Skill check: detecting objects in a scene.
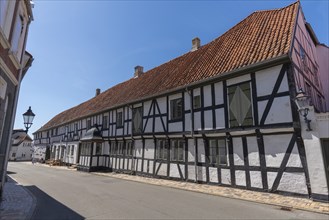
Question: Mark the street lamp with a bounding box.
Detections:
[23,106,35,133]
[295,88,312,131]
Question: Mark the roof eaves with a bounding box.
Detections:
[37,54,290,132]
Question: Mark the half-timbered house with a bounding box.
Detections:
[33,2,328,201]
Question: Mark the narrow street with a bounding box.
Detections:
[7,162,328,219]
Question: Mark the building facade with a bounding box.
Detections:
[0,0,34,196]
[33,2,328,201]
[9,129,32,161]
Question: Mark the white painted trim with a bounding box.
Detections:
[226,73,251,86]
[230,130,256,136]
[0,28,10,49]
[204,133,227,138]
[0,58,18,85]
[260,127,294,134]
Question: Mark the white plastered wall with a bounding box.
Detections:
[302,108,329,199]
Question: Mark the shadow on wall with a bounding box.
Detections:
[232,134,295,160]
[25,185,84,220]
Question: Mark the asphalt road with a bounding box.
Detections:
[7,162,328,220]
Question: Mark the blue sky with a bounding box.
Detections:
[14,0,329,135]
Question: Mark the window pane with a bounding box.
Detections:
[218,139,227,165]
[157,140,169,160]
[11,15,23,54]
[164,141,168,160]
[228,82,253,127]
[117,112,123,127]
[211,147,217,164]
[170,98,183,120]
[193,95,201,109]
[132,107,143,134]
[159,141,163,159]
[178,141,184,161]
[103,116,108,129]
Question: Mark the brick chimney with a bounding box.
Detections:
[134,66,144,78]
[95,88,101,97]
[191,37,201,52]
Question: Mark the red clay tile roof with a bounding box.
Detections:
[37,2,299,132]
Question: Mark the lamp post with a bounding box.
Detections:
[23,106,35,133]
[295,88,312,131]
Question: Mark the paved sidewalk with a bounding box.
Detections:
[0,176,36,220]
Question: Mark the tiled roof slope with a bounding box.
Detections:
[37,2,299,132]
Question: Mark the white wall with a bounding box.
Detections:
[302,108,329,200]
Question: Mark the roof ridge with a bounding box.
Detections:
[36,2,300,132]
[253,1,299,13]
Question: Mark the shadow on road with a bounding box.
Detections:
[25,186,84,220]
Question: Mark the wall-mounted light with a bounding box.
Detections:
[295,89,312,131]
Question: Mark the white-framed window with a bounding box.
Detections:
[95,143,102,155]
[74,123,78,134]
[124,140,133,156]
[71,145,74,156]
[193,95,201,109]
[87,120,91,130]
[156,139,168,160]
[228,81,253,127]
[209,139,227,165]
[170,98,183,120]
[11,13,24,56]
[116,111,123,127]
[171,139,184,162]
[67,145,71,156]
[0,0,9,28]
[0,0,15,39]
[117,141,124,155]
[103,116,108,129]
[80,143,92,156]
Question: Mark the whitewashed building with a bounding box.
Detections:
[32,145,47,162]
[0,0,34,197]
[33,2,328,201]
[9,129,32,161]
